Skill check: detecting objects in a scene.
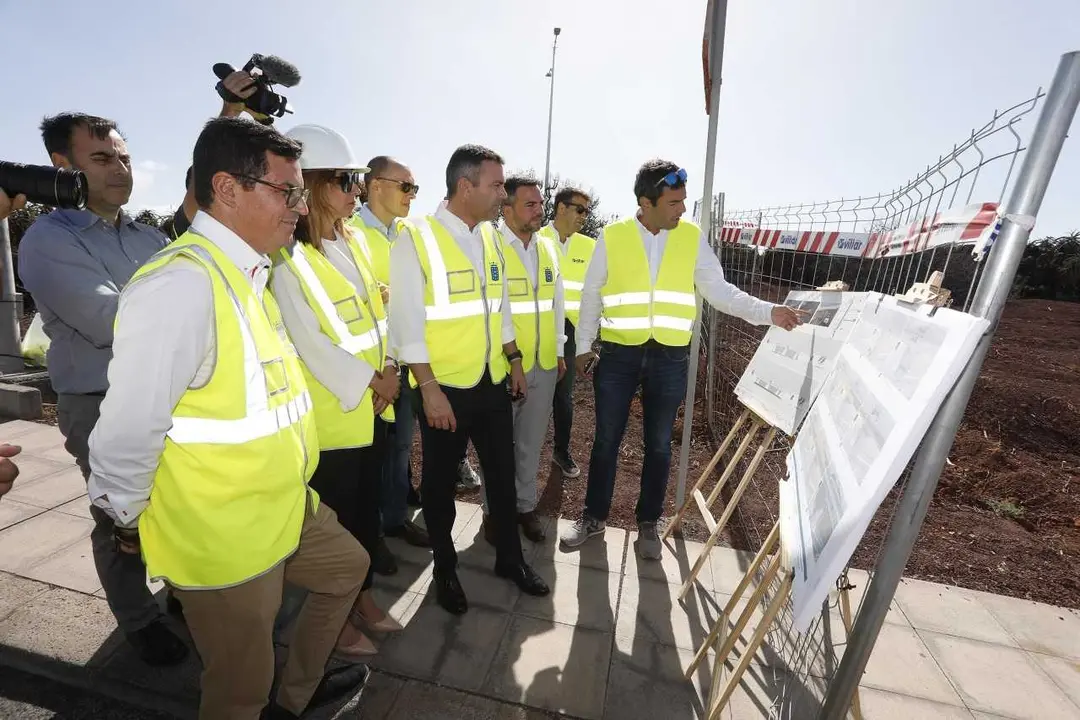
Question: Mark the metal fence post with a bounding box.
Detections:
[704,192,724,437]
[0,218,23,373]
[820,50,1080,719]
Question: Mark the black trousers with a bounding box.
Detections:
[307,419,387,591]
[419,372,523,574]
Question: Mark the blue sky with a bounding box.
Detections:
[1,0,1077,237]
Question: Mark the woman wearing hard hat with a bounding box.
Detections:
[270,123,403,656]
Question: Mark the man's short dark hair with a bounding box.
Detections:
[364,155,394,188]
[192,117,302,209]
[554,186,591,211]
[504,174,541,204]
[634,159,683,206]
[39,112,121,159]
[445,144,503,198]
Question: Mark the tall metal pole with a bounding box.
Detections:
[0,218,23,373]
[674,0,728,515]
[821,50,1080,720]
[543,27,562,205]
[703,192,725,439]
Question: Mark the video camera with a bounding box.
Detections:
[0,162,88,209]
[213,54,301,125]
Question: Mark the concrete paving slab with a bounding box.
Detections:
[859,622,965,706]
[382,678,553,719]
[614,576,721,653]
[20,539,100,595]
[4,466,86,510]
[482,615,611,720]
[96,619,201,702]
[355,671,406,720]
[855,686,976,719]
[373,602,511,693]
[627,533,713,591]
[603,640,712,720]
[708,544,759,596]
[894,578,1017,647]
[53,497,93,520]
[2,454,70,486]
[368,588,425,635]
[375,550,433,596]
[841,568,912,627]
[0,423,65,453]
[0,572,51,623]
[721,663,827,720]
[0,510,92,575]
[0,587,121,666]
[0,499,45,531]
[382,532,435,568]
[535,519,626,573]
[450,500,482,541]
[0,420,49,440]
[454,512,544,570]
[515,560,620,633]
[437,565,521,614]
[1027,652,1080,712]
[972,591,1080,661]
[921,630,1079,720]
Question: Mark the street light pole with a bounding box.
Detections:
[543,27,562,205]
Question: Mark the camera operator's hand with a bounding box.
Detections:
[0,189,27,222]
[219,70,258,118]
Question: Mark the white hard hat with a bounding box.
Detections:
[285,124,370,172]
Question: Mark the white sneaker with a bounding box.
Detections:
[560,513,606,548]
[635,522,662,560]
[456,458,481,491]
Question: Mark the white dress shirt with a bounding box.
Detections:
[576,215,776,351]
[88,211,272,527]
[270,231,380,415]
[498,221,566,358]
[389,205,515,367]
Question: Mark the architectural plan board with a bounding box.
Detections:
[781,293,989,632]
[735,291,870,435]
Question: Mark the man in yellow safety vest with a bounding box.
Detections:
[560,159,802,561]
[87,118,371,720]
[538,187,595,479]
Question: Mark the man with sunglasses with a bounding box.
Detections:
[349,157,432,577]
[538,187,596,479]
[560,160,802,560]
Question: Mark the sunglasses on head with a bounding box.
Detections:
[336,171,363,193]
[374,177,420,195]
[655,168,688,188]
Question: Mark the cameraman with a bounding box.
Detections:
[16,113,187,667]
[172,70,260,238]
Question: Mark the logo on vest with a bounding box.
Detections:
[490,262,500,281]
[544,267,553,283]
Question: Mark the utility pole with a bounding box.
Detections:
[543,26,562,206]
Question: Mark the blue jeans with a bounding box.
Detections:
[381,368,419,531]
[584,340,689,524]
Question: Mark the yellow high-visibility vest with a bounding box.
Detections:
[132,232,319,590]
[498,228,558,373]
[599,217,698,346]
[538,225,595,327]
[346,214,392,286]
[273,237,393,450]
[401,216,507,388]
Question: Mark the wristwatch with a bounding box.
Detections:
[505,350,523,364]
[113,524,139,551]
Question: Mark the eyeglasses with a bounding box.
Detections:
[374,177,420,195]
[236,175,310,209]
[337,171,363,194]
[655,168,688,188]
[567,203,588,215]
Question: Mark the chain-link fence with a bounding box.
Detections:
[690,86,1047,717]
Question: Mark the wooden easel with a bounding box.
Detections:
[664,406,779,600]
[685,520,864,719]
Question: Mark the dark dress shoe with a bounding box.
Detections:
[265,663,371,718]
[518,511,546,543]
[406,484,422,507]
[127,619,189,667]
[385,518,430,548]
[372,537,399,576]
[495,562,550,597]
[433,570,468,615]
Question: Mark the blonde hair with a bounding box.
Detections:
[295,170,347,251]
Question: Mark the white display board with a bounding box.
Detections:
[781,293,989,632]
[735,291,870,436]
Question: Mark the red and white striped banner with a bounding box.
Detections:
[719,202,1000,260]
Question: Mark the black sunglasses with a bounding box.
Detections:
[336,171,364,194]
[374,177,420,195]
[237,175,310,209]
[568,202,588,215]
[655,168,688,188]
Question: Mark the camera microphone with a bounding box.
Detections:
[252,54,301,88]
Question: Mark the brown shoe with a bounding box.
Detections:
[518,512,546,543]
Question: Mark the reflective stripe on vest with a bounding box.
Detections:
[539,226,595,326]
[599,218,699,346]
[499,229,558,373]
[288,243,382,355]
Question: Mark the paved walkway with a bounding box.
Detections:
[1,419,1078,719]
